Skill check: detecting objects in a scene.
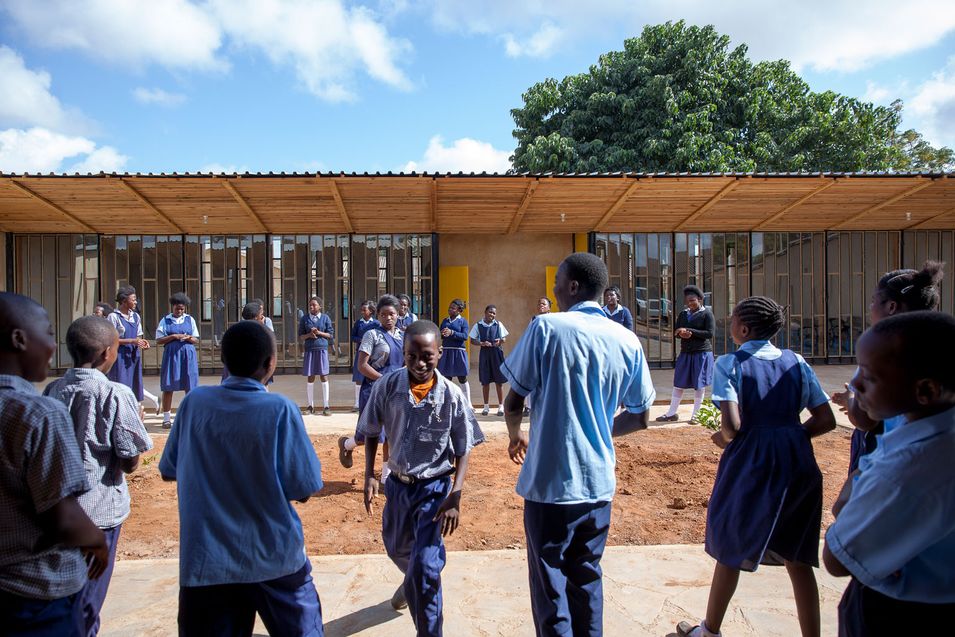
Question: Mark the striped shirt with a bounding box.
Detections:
[0,374,88,600]
[44,368,153,528]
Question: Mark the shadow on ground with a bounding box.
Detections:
[323,599,403,636]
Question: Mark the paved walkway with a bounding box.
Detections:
[100,546,846,636]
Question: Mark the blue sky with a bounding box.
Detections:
[1,0,953,174]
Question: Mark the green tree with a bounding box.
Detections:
[510,22,952,173]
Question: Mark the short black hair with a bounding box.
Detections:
[169,292,191,307]
[221,320,274,377]
[563,253,608,301]
[66,316,117,366]
[115,285,136,305]
[683,284,704,300]
[241,301,262,321]
[404,319,441,344]
[485,304,497,312]
[360,300,376,313]
[0,292,49,350]
[867,311,955,389]
[877,261,945,311]
[309,296,323,306]
[378,294,400,313]
[603,285,621,296]
[94,302,113,315]
[539,297,551,307]
[397,294,412,304]
[450,298,466,310]
[733,296,786,340]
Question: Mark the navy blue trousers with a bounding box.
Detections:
[0,590,78,637]
[523,500,611,637]
[178,560,323,637]
[73,524,121,636]
[383,475,452,637]
[838,577,955,636]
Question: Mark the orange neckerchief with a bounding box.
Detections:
[410,375,437,404]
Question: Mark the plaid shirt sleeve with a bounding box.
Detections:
[108,384,153,458]
[26,404,88,513]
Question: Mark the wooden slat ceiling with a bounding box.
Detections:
[0,173,952,235]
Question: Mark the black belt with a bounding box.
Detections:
[391,469,454,485]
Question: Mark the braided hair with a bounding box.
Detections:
[877,261,945,312]
[733,296,786,340]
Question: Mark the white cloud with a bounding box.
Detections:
[862,81,893,104]
[133,87,188,107]
[504,22,563,58]
[197,163,251,173]
[0,46,71,130]
[908,57,955,148]
[0,127,127,173]
[402,136,511,173]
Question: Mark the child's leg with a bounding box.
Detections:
[161,391,174,422]
[178,583,256,636]
[482,384,490,408]
[142,388,160,411]
[703,562,741,634]
[460,377,472,407]
[1,591,77,635]
[664,387,684,417]
[692,388,706,419]
[73,525,123,636]
[353,383,361,409]
[253,560,324,637]
[785,560,820,637]
[305,376,315,408]
[319,375,330,410]
[495,384,504,415]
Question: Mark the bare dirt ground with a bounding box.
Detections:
[118,427,852,560]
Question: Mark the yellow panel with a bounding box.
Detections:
[439,266,470,324]
[574,233,589,253]
[545,266,559,311]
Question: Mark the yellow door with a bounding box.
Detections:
[438,266,470,324]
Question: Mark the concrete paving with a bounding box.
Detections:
[100,545,846,636]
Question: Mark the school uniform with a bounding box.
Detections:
[468,320,509,385]
[707,341,829,571]
[159,377,324,637]
[156,313,200,392]
[43,369,152,637]
[437,316,469,379]
[602,304,634,331]
[672,307,715,390]
[396,312,417,332]
[350,318,381,383]
[0,374,89,636]
[355,328,404,443]
[299,312,334,377]
[502,301,655,636]
[827,405,955,635]
[358,369,484,637]
[107,309,145,401]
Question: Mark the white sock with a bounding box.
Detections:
[322,381,330,408]
[306,382,314,407]
[354,384,361,407]
[462,381,472,406]
[483,403,489,410]
[666,388,684,417]
[143,389,159,407]
[692,389,706,417]
[163,411,171,421]
[343,437,357,451]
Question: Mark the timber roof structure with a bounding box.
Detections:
[1,171,952,234]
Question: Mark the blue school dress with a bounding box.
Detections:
[438,316,469,378]
[350,318,380,383]
[395,312,416,332]
[299,313,333,377]
[159,315,199,392]
[107,310,144,402]
[356,329,404,440]
[705,349,823,570]
[476,322,507,386]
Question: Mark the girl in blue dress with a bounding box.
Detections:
[155,292,199,428]
[350,300,379,412]
[678,296,836,637]
[438,299,471,405]
[395,294,417,332]
[107,285,150,403]
[299,296,334,416]
[469,304,508,416]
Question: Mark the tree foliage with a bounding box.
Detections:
[511,22,953,173]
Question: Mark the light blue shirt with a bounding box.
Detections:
[159,377,323,587]
[154,313,200,339]
[502,301,655,504]
[826,404,955,602]
[712,340,829,410]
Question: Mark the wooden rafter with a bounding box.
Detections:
[909,203,955,229]
[834,177,939,229]
[754,178,838,230]
[507,179,540,234]
[595,177,643,231]
[221,179,269,233]
[431,179,438,232]
[674,179,740,230]
[115,178,185,233]
[3,178,98,232]
[328,179,354,233]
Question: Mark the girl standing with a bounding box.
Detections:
[438,299,471,404]
[396,294,417,332]
[299,296,334,416]
[602,286,634,330]
[677,296,836,637]
[350,300,379,412]
[657,285,715,423]
[155,292,199,428]
[107,285,150,404]
[92,302,112,317]
[469,304,508,416]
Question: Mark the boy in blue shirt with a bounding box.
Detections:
[360,319,483,637]
[824,311,955,636]
[160,320,325,637]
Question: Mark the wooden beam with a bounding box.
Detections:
[909,203,955,229]
[594,178,643,231]
[222,179,269,233]
[431,179,438,232]
[834,177,939,229]
[115,178,185,233]
[328,179,354,233]
[507,179,540,234]
[754,178,838,230]
[4,178,98,232]
[674,178,740,231]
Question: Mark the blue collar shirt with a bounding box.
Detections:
[711,340,829,410]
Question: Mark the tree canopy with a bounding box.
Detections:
[510,22,953,173]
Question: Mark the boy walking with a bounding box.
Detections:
[159,320,325,637]
[360,319,483,637]
[44,316,153,636]
[0,293,108,636]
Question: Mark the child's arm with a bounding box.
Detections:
[831,385,882,432]
[802,401,837,438]
[451,320,468,340]
[40,496,109,579]
[433,453,470,536]
[822,542,852,577]
[504,390,529,463]
[356,351,382,381]
[714,400,741,447]
[363,436,379,513]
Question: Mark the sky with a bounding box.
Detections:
[1,0,953,175]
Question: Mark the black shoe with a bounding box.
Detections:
[338,436,353,469]
[390,584,408,610]
[322,407,331,417]
[655,414,679,422]
[306,405,314,415]
[162,420,172,429]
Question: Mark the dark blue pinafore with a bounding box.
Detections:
[107,311,144,401]
[704,349,823,570]
[437,316,469,379]
[355,329,403,443]
[476,322,507,386]
[351,318,380,383]
[160,315,199,392]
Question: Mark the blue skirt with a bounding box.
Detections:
[438,348,468,378]
[673,351,714,390]
[302,349,329,376]
[351,354,364,383]
[479,347,507,385]
[160,343,198,392]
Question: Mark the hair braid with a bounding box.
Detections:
[733,296,785,340]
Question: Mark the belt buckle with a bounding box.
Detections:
[396,472,416,485]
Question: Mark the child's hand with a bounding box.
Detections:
[441,327,452,337]
[711,431,727,449]
[138,339,150,349]
[830,384,852,413]
[832,471,858,518]
[84,544,109,580]
[508,431,529,464]
[139,404,146,423]
[363,476,379,514]
[493,339,501,346]
[433,490,463,536]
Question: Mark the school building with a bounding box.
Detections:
[1,171,953,374]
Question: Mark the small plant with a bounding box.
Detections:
[694,399,721,432]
